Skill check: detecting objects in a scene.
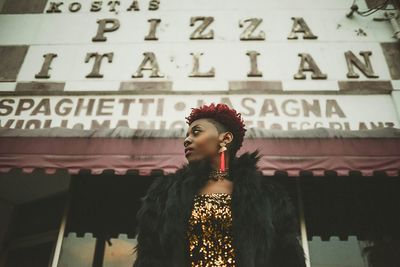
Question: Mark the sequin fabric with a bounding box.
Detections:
[187,193,236,267]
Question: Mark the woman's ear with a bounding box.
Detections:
[219,131,234,146]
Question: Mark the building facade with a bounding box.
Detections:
[1,0,400,266]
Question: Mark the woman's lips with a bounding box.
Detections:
[185,149,194,156]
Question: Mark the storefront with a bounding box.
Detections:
[0,127,399,266]
[1,0,400,266]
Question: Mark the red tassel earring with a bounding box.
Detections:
[219,144,226,172]
[209,143,229,181]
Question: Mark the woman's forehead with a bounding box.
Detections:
[188,118,227,134]
[189,118,214,128]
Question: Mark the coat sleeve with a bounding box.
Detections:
[267,180,307,267]
[132,175,172,267]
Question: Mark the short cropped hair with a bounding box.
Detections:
[185,103,247,156]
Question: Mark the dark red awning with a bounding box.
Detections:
[0,127,399,177]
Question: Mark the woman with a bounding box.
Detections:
[133,103,307,267]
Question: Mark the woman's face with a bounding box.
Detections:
[184,118,226,162]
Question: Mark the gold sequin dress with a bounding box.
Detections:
[186,193,236,267]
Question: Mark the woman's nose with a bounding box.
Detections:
[184,137,191,147]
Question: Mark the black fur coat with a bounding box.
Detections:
[133,150,307,267]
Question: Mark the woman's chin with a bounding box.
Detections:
[186,154,204,164]
[186,154,198,162]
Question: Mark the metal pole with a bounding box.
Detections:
[49,192,70,267]
[296,177,311,267]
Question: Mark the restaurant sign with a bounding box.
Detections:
[0,95,398,130]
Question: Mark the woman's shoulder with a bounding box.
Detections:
[259,176,287,192]
[259,177,292,206]
[137,174,175,220]
[144,173,175,198]
[144,165,193,199]
[259,177,298,227]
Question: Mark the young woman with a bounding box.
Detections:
[133,103,307,267]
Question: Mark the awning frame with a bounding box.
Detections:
[1,127,399,177]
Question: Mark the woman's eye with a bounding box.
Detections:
[193,130,200,135]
